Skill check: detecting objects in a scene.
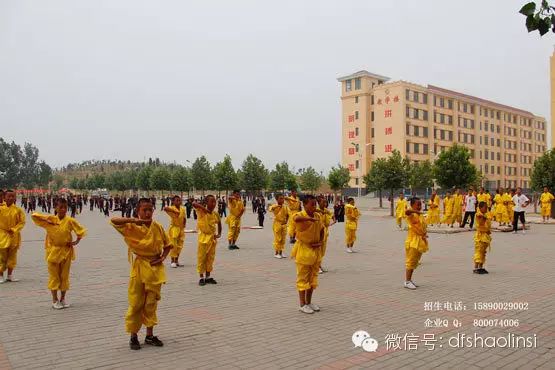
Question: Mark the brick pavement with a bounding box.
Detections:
[0,202,553,369]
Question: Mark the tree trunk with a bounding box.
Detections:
[389,189,394,217]
[378,189,383,208]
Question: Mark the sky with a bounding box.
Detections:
[0,0,553,173]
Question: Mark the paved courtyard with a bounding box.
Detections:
[0,199,554,369]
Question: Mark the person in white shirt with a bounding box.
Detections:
[461,189,477,229]
[512,187,529,234]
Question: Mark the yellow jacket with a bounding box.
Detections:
[345,203,360,230]
[405,212,428,253]
[540,192,554,206]
[291,210,323,265]
[395,198,407,218]
[197,208,221,244]
[285,196,301,214]
[32,213,86,263]
[269,204,289,225]
[111,220,170,285]
[474,210,492,244]
[165,206,186,239]
[0,204,25,249]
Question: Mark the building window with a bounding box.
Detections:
[355,160,359,169]
[371,111,374,121]
[355,96,359,104]
[355,111,359,120]
[406,106,410,118]
[356,144,359,152]
[414,91,419,103]
[406,89,410,100]
[406,124,410,135]
[355,127,359,136]
[370,95,373,105]
[440,130,445,140]
[371,128,374,138]
[423,127,428,137]
[423,94,428,104]
[346,80,352,92]
[414,143,420,154]
[423,110,428,121]
[355,178,359,185]
[448,100,453,109]
[406,141,410,153]
[371,145,374,154]
[414,126,420,137]
[355,78,361,90]
[423,144,428,154]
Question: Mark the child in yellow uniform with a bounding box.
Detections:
[344,198,360,253]
[0,190,26,283]
[404,197,428,290]
[193,195,222,286]
[395,192,408,228]
[477,187,491,211]
[502,190,513,225]
[111,198,172,350]
[426,192,440,226]
[291,195,324,314]
[473,201,492,275]
[493,189,505,225]
[316,197,335,273]
[452,189,463,227]
[441,191,454,226]
[268,194,289,259]
[32,198,86,308]
[285,189,301,244]
[539,187,554,222]
[225,190,244,250]
[164,195,186,268]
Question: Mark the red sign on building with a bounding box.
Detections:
[393,95,399,103]
[385,127,392,135]
[385,144,392,153]
[348,115,355,123]
[348,131,355,139]
[348,148,355,155]
[377,99,382,105]
[385,96,390,104]
[385,109,392,118]
[348,164,355,171]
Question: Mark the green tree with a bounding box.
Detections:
[239,154,268,195]
[107,171,126,192]
[136,166,154,192]
[408,160,434,191]
[77,177,87,190]
[35,162,52,187]
[299,166,322,193]
[191,156,213,195]
[123,169,138,192]
[531,149,555,190]
[327,165,351,201]
[213,155,238,195]
[150,166,172,193]
[53,174,65,190]
[270,162,297,192]
[69,177,80,189]
[171,166,192,196]
[520,1,555,36]
[364,150,408,215]
[0,139,52,188]
[433,144,478,190]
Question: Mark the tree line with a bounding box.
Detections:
[0,138,52,189]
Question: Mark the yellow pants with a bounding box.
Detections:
[0,245,18,272]
[427,209,440,224]
[405,247,422,270]
[169,236,184,259]
[227,216,241,242]
[287,214,298,238]
[441,213,453,224]
[296,263,319,291]
[541,205,551,217]
[453,211,462,224]
[197,240,216,274]
[272,223,287,252]
[47,259,72,291]
[345,228,357,245]
[473,241,489,264]
[125,276,162,333]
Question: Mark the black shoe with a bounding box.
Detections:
[199,278,206,286]
[205,277,217,284]
[145,335,164,347]
[233,245,239,249]
[480,268,489,274]
[129,336,141,350]
[473,269,480,274]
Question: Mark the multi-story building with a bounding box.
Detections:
[551,49,555,149]
[338,70,549,192]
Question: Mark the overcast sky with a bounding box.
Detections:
[1,0,553,173]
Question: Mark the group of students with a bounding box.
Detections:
[0,187,362,350]
[396,186,554,232]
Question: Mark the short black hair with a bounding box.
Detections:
[56,198,68,206]
[478,201,486,208]
[275,193,283,198]
[302,194,316,205]
[172,195,180,201]
[347,197,354,202]
[410,197,420,206]
[137,197,152,209]
[232,190,240,194]
[205,194,216,201]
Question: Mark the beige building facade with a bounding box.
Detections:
[338,70,549,191]
[551,50,555,149]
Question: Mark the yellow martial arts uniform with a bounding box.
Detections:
[441,196,454,224]
[427,197,440,225]
[318,207,333,258]
[111,220,170,334]
[286,195,301,238]
[405,212,428,270]
[502,193,513,224]
[493,194,505,222]
[473,210,492,265]
[165,206,186,259]
[452,194,463,224]
[196,208,220,275]
[540,192,554,217]
[345,203,360,245]
[0,204,26,273]
[290,211,323,291]
[269,204,289,253]
[32,213,86,291]
[395,198,407,227]
[225,198,244,243]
